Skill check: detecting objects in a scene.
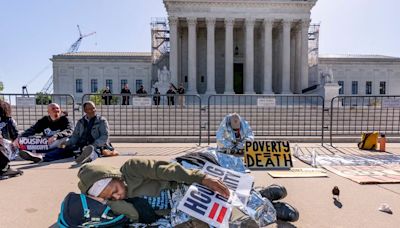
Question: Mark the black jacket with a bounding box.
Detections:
[21,115,73,139]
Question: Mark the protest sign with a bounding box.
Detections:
[178,184,232,227]
[244,141,293,169]
[201,162,254,204]
[18,137,49,151]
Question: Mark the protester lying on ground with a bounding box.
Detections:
[0,100,23,178]
[70,154,298,227]
[216,112,254,154]
[16,103,74,163]
[63,101,118,165]
[76,158,230,226]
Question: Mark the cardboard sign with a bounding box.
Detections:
[16,97,35,107]
[178,184,232,227]
[18,137,49,151]
[244,141,293,169]
[201,162,253,204]
[257,98,276,107]
[132,97,152,107]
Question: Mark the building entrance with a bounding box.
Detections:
[234,63,244,94]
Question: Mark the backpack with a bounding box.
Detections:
[358,132,379,150]
[58,192,129,227]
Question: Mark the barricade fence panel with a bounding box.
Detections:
[330,95,400,144]
[81,94,202,142]
[0,94,75,131]
[208,95,325,144]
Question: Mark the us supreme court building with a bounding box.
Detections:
[165,0,316,95]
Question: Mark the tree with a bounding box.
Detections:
[35,92,52,105]
[89,89,119,105]
[0,81,4,92]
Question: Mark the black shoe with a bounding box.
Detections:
[75,145,95,164]
[273,202,299,222]
[19,150,43,163]
[1,167,23,178]
[259,184,287,201]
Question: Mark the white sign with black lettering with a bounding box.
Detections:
[18,137,49,151]
[201,162,254,204]
[132,97,152,107]
[16,97,36,107]
[382,98,400,108]
[257,98,276,107]
[178,184,232,228]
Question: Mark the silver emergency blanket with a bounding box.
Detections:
[0,139,18,160]
[170,184,192,226]
[216,113,254,152]
[244,190,277,226]
[179,147,248,173]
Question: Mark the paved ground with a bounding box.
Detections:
[1,143,400,228]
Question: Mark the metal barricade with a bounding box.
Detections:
[0,93,75,131]
[81,93,202,144]
[208,95,325,144]
[330,95,400,145]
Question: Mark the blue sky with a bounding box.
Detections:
[0,0,399,94]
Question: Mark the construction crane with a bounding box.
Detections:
[67,25,96,53]
[22,25,96,95]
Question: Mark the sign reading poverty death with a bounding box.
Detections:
[244,141,293,169]
[178,184,232,227]
[18,137,49,151]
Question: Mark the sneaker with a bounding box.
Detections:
[259,184,287,201]
[1,167,23,178]
[19,150,43,163]
[75,145,97,164]
[273,202,299,222]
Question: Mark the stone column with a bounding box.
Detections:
[169,16,179,84]
[263,19,273,94]
[295,24,302,93]
[187,17,197,94]
[245,18,255,94]
[224,18,235,94]
[281,20,292,94]
[301,19,310,90]
[206,18,216,94]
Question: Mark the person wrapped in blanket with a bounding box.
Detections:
[76,152,298,227]
[216,113,254,154]
[0,100,23,179]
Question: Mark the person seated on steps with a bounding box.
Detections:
[62,101,118,165]
[216,113,254,154]
[0,100,23,178]
[17,103,74,163]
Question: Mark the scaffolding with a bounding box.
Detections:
[151,17,170,65]
[308,23,320,86]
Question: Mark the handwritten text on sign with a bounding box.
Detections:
[18,137,49,151]
[178,184,232,227]
[201,162,254,204]
[245,141,293,169]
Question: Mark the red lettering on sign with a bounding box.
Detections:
[208,203,219,219]
[217,206,227,223]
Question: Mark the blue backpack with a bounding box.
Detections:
[58,192,129,227]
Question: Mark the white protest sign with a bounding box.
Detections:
[201,162,254,204]
[18,137,49,151]
[16,97,36,107]
[132,97,152,107]
[257,98,276,107]
[178,184,232,228]
[382,98,400,108]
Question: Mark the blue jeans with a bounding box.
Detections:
[42,148,74,162]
